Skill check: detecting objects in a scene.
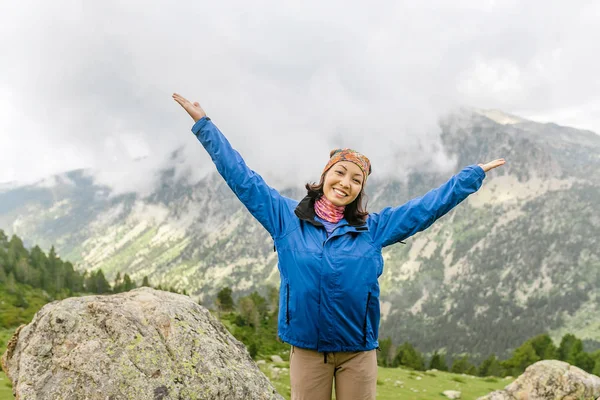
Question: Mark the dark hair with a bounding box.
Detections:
[305,176,369,225]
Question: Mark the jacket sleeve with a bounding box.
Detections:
[369,165,486,248]
[191,117,290,238]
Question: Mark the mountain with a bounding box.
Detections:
[1,108,599,361]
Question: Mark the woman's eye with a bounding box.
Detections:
[354,180,361,184]
[335,171,343,175]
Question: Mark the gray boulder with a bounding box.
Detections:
[1,287,283,400]
[478,360,600,400]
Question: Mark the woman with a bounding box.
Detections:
[173,93,505,400]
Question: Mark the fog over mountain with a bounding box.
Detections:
[2,1,600,190]
[1,108,599,361]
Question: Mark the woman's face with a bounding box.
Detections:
[322,161,364,206]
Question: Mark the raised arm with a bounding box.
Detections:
[369,159,505,248]
[172,93,291,238]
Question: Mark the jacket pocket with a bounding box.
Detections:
[362,292,372,344]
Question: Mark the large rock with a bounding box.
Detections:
[1,287,283,400]
[478,360,600,400]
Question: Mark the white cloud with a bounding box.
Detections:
[458,58,524,101]
[0,0,598,190]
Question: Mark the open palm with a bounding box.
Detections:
[172,93,206,122]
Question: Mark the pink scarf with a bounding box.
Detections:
[314,195,345,224]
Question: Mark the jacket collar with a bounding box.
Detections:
[294,195,368,229]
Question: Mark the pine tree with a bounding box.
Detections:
[502,342,540,376]
[217,287,234,312]
[29,245,47,270]
[429,351,449,371]
[7,235,27,272]
[378,337,396,368]
[91,270,111,294]
[113,272,123,293]
[249,292,268,319]
[54,263,66,294]
[393,342,425,370]
[267,285,279,315]
[238,296,260,330]
[528,334,558,360]
[14,257,31,285]
[558,334,584,365]
[123,274,135,291]
[478,354,503,377]
[0,229,8,246]
[46,246,60,293]
[63,262,82,293]
[6,271,17,294]
[574,352,595,373]
[450,355,476,375]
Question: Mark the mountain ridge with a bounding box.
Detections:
[1,108,599,360]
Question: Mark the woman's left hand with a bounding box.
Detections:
[478,159,506,172]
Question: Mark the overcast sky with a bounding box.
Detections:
[1,0,599,192]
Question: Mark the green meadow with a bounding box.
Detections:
[258,358,511,400]
[0,328,14,400]
[0,372,11,400]
[0,362,510,400]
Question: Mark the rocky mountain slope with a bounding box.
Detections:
[1,108,599,360]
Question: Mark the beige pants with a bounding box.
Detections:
[289,346,377,400]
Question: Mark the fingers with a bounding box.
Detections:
[172,93,189,106]
[172,93,202,112]
[491,158,506,168]
[173,93,205,122]
[172,93,184,105]
[480,158,506,172]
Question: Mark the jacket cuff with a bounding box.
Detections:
[191,116,211,135]
[471,164,486,178]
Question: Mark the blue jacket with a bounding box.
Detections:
[192,117,486,353]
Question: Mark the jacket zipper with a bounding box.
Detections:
[322,223,352,246]
[363,292,372,345]
[286,283,290,324]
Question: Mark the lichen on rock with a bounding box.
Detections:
[1,287,283,400]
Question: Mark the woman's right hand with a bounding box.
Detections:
[172,93,207,122]
[478,158,506,173]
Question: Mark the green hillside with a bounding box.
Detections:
[0,229,163,400]
[1,229,599,399]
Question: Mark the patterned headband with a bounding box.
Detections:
[322,148,372,181]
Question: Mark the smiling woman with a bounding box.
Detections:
[172,92,505,400]
[323,161,364,205]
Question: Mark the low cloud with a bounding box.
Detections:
[1,0,598,191]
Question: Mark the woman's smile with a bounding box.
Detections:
[333,188,348,197]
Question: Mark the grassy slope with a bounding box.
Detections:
[0,365,510,400]
[0,372,11,400]
[258,357,511,400]
[0,328,15,399]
